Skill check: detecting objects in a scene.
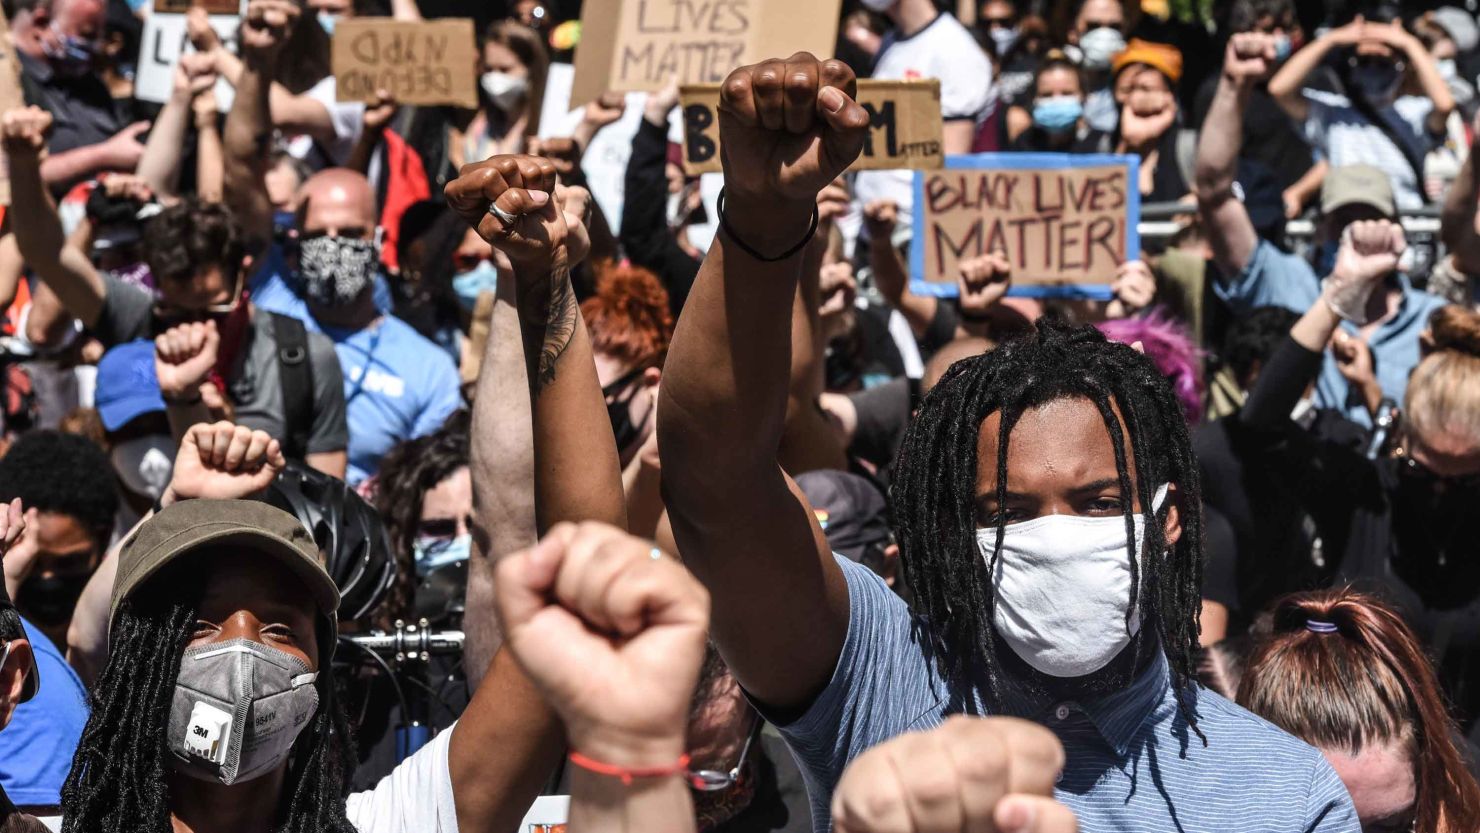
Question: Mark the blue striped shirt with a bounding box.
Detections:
[772,557,1360,833]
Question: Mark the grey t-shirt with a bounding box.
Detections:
[94,275,348,455]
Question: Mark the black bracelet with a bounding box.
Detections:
[716,188,819,262]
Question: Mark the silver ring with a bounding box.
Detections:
[649,547,663,561]
[487,202,518,227]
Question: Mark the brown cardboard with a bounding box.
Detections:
[333,18,478,109]
[678,79,943,176]
[917,163,1132,288]
[570,0,842,107]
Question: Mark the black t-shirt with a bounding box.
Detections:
[846,375,912,473]
[1193,75,1314,192]
[1199,504,1240,614]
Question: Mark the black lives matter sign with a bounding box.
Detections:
[911,154,1140,296]
[570,0,840,105]
[678,79,943,176]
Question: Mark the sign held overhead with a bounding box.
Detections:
[678,79,944,176]
[333,18,478,109]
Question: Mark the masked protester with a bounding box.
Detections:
[1009,51,1114,152]
[658,53,1360,832]
[1064,0,1127,133]
[1198,34,1448,426]
[372,413,472,585]
[1267,15,1454,211]
[93,340,177,520]
[1236,222,1480,748]
[1239,590,1480,833]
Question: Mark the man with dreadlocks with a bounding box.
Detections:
[659,53,1360,832]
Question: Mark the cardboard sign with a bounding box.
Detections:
[0,4,22,205]
[333,18,478,109]
[570,0,842,106]
[678,79,943,176]
[136,9,241,106]
[154,0,238,13]
[911,153,1140,299]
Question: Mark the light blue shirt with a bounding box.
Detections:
[251,252,461,484]
[0,617,87,808]
[1211,239,1447,425]
[773,557,1360,833]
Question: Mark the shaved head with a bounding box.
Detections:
[298,168,377,239]
[922,336,994,395]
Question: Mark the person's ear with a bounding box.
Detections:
[1161,482,1182,549]
[0,639,32,729]
[642,366,662,388]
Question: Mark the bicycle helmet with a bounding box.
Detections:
[262,462,398,622]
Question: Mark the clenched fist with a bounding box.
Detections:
[1325,219,1404,323]
[718,53,869,204]
[445,154,566,272]
[155,320,220,401]
[0,107,52,154]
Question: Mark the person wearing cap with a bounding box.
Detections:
[51,418,579,833]
[1268,14,1455,212]
[0,499,78,833]
[94,340,180,516]
[1198,31,1447,426]
[1110,39,1189,203]
[1419,8,1479,115]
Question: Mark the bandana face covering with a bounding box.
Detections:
[297,235,379,308]
[167,638,320,785]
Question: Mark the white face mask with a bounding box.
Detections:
[983,483,1168,678]
[111,435,177,501]
[480,70,529,113]
[1078,26,1126,71]
[859,0,894,11]
[1290,396,1317,429]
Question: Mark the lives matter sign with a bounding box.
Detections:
[333,19,478,109]
[911,153,1140,299]
[678,79,943,176]
[570,0,841,106]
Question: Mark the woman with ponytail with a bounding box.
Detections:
[1239,221,1480,750]
[1238,589,1480,833]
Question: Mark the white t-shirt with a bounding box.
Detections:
[854,12,994,236]
[287,75,368,168]
[1302,89,1436,211]
[345,721,460,832]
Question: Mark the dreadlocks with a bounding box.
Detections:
[60,572,360,833]
[892,317,1205,735]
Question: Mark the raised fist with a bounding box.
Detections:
[832,716,1076,833]
[0,107,53,154]
[958,251,1012,317]
[239,0,300,61]
[863,199,899,238]
[583,91,627,132]
[1326,219,1405,323]
[496,522,708,766]
[718,53,869,204]
[1225,32,1278,82]
[154,320,220,401]
[163,421,286,506]
[445,154,567,272]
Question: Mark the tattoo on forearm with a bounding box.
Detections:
[532,266,576,394]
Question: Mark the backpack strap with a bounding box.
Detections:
[270,313,313,461]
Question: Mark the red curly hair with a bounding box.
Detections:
[581,262,674,372]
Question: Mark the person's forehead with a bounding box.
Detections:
[978,396,1135,484]
[1323,743,1415,820]
[1078,0,1122,23]
[196,552,315,612]
[34,512,99,551]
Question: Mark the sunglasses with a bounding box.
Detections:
[151,268,246,325]
[689,715,763,792]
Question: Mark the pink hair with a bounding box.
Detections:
[1097,310,1204,424]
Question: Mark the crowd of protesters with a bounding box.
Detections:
[1,0,1480,831]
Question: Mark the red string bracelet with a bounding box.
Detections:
[568,751,694,787]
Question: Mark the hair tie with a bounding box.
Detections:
[1305,619,1339,634]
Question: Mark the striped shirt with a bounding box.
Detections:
[772,557,1360,833]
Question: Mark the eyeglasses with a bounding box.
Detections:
[983,16,1014,28]
[151,268,246,324]
[417,515,475,541]
[690,715,763,792]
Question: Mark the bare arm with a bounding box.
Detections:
[1196,34,1270,281]
[390,0,423,21]
[864,199,937,338]
[1379,23,1456,133]
[0,235,22,313]
[942,119,976,155]
[304,451,347,479]
[38,128,145,187]
[780,202,848,474]
[136,87,193,199]
[194,95,225,203]
[223,0,296,259]
[1441,130,1480,272]
[659,56,869,711]
[2,108,107,330]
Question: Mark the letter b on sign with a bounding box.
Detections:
[683,103,717,165]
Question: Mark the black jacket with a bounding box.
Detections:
[621,119,699,316]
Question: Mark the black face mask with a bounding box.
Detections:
[19,571,90,627]
[602,368,649,454]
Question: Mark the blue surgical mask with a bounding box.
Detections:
[44,23,94,76]
[1272,33,1292,62]
[451,260,498,310]
[1033,96,1083,132]
[317,10,338,35]
[989,26,1018,56]
[414,533,471,577]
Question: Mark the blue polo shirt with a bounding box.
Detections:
[1211,239,1447,426]
[0,617,87,809]
[774,557,1359,833]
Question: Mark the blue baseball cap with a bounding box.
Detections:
[95,340,167,433]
